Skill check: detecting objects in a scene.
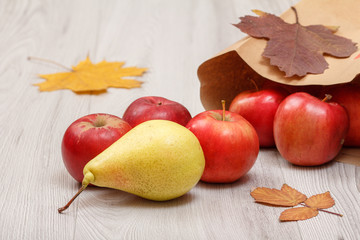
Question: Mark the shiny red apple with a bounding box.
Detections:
[123,96,192,127]
[186,108,259,183]
[274,92,349,166]
[229,88,288,147]
[324,84,360,146]
[61,113,132,183]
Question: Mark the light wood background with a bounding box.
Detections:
[0,0,359,239]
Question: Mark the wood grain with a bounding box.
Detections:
[0,0,359,239]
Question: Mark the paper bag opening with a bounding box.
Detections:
[198,0,360,110]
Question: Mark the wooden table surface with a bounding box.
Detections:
[1,0,359,239]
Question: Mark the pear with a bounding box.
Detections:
[58,120,205,213]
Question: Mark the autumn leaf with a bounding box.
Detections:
[250,184,307,207]
[32,56,147,93]
[280,207,318,221]
[280,192,336,221]
[233,8,357,77]
[304,191,335,209]
[250,184,342,222]
[281,184,307,204]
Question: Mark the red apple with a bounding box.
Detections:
[229,88,288,147]
[324,84,360,146]
[61,113,132,183]
[123,96,192,127]
[274,92,349,166]
[186,108,259,183]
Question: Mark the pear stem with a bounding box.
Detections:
[221,100,226,121]
[322,94,332,102]
[28,56,72,71]
[58,185,87,213]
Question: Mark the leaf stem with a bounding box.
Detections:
[291,7,299,24]
[300,203,343,217]
[28,56,72,71]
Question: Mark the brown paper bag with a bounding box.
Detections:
[198,0,360,111]
[197,0,360,166]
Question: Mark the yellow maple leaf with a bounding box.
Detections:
[33,57,147,93]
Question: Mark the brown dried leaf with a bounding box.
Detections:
[250,184,306,207]
[280,207,318,221]
[233,9,357,77]
[305,191,335,209]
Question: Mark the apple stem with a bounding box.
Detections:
[93,115,107,127]
[322,94,332,102]
[221,100,226,121]
[249,79,259,92]
[28,56,72,71]
[58,185,87,213]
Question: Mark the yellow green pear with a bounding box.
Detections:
[58,120,205,213]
